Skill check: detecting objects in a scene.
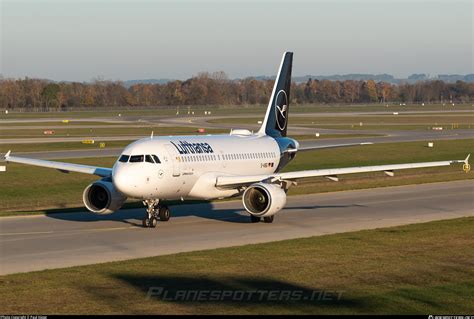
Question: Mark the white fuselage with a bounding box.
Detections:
[112,133,282,200]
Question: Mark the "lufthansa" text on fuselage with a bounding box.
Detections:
[170,140,214,154]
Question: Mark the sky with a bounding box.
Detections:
[1,0,472,82]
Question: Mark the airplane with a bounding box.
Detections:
[4,52,470,228]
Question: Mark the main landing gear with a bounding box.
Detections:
[142,199,171,228]
[249,215,274,223]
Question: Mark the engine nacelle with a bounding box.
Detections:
[83,179,126,214]
[242,183,287,217]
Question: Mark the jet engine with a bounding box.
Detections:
[83,179,126,214]
[242,183,287,217]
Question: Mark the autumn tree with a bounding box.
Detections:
[41,83,60,110]
[366,80,378,102]
[0,76,472,110]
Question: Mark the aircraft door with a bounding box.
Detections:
[165,144,181,177]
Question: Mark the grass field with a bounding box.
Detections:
[0,217,472,314]
[209,113,474,131]
[296,124,473,131]
[289,133,381,140]
[0,140,132,153]
[0,121,128,126]
[1,103,472,119]
[0,133,381,153]
[0,126,226,139]
[1,139,472,214]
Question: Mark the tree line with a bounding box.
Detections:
[0,72,472,111]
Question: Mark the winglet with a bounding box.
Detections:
[4,150,11,160]
[462,154,471,173]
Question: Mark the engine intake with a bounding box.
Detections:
[242,183,286,217]
[83,179,126,214]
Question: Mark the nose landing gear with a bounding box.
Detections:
[142,199,171,228]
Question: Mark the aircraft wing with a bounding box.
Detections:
[3,151,112,177]
[216,155,470,188]
[297,142,373,152]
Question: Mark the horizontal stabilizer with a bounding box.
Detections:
[298,142,373,152]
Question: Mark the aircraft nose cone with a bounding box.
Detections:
[112,166,132,196]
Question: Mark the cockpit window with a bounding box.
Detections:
[145,155,155,163]
[129,155,144,163]
[152,155,161,164]
[119,155,130,163]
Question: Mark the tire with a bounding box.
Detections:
[142,217,150,228]
[263,215,274,223]
[159,205,171,221]
[149,217,158,228]
[250,215,261,223]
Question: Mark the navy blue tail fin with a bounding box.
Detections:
[258,52,293,137]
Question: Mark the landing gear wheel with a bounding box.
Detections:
[149,216,158,228]
[143,199,161,228]
[142,217,151,228]
[250,215,261,223]
[159,205,171,221]
[263,216,274,223]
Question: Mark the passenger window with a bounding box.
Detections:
[145,155,154,163]
[129,155,144,162]
[119,155,130,163]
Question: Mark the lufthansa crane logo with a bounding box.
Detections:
[275,90,288,131]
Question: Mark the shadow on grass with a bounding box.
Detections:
[110,273,364,312]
